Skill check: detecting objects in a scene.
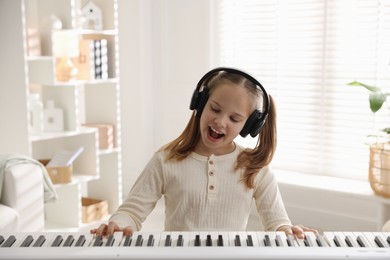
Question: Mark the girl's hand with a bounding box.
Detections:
[90,221,134,237]
[277,224,318,239]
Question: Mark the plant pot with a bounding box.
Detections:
[369,142,390,197]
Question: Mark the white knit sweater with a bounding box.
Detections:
[110,144,292,231]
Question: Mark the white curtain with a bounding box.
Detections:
[213,0,390,180]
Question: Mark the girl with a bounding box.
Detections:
[92,67,317,239]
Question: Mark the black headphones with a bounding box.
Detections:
[190,67,270,138]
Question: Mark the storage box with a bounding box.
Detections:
[39,159,73,184]
[82,197,108,223]
[83,124,115,149]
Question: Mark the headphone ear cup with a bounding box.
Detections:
[240,110,264,138]
[190,89,199,110]
[194,87,209,118]
[190,87,209,118]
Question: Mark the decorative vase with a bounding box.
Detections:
[369,141,390,197]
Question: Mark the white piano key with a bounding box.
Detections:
[323,232,337,247]
[1,233,27,248]
[255,232,266,247]
[333,232,348,247]
[315,234,330,247]
[264,232,277,247]
[96,232,123,247]
[158,232,171,247]
[227,231,249,247]
[372,232,390,248]
[275,232,289,247]
[188,232,201,247]
[343,232,360,248]
[295,235,306,247]
[358,232,378,248]
[286,234,299,247]
[304,232,318,247]
[383,232,390,247]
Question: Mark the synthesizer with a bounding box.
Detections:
[0,231,389,260]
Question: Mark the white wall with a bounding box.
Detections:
[118,0,211,195]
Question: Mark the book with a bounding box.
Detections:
[74,39,95,80]
[47,146,84,167]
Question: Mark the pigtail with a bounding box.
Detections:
[236,95,277,189]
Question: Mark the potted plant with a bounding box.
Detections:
[347,81,390,197]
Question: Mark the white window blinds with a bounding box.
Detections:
[213,0,390,180]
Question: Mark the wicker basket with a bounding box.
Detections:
[369,142,390,198]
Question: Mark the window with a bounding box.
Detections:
[212,0,390,180]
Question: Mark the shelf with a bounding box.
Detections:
[30,128,97,142]
[27,57,119,86]
[52,28,117,36]
[21,0,122,232]
[99,147,120,156]
[52,174,100,188]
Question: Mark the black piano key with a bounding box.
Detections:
[135,235,143,246]
[0,235,4,246]
[164,235,171,247]
[206,235,212,247]
[333,235,342,247]
[177,235,183,247]
[93,236,103,247]
[287,235,294,247]
[20,235,34,247]
[387,236,390,245]
[316,237,323,247]
[235,235,241,247]
[194,235,201,247]
[247,235,254,247]
[264,235,271,247]
[147,235,154,247]
[1,235,16,247]
[356,236,367,247]
[63,235,74,247]
[33,235,46,247]
[75,235,86,247]
[217,235,224,247]
[276,235,284,247]
[51,235,63,247]
[105,235,115,247]
[316,235,328,247]
[345,236,354,247]
[123,235,132,246]
[374,236,385,248]
[304,236,315,247]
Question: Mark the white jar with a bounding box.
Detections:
[43,100,64,132]
[28,93,43,134]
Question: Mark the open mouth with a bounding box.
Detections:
[209,126,225,139]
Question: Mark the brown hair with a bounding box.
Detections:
[160,71,277,189]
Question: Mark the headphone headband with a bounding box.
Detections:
[195,67,270,115]
[190,67,270,137]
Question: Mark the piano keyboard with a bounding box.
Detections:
[0,231,389,259]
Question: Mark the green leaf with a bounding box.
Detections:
[347,81,381,92]
[382,128,390,134]
[369,92,387,113]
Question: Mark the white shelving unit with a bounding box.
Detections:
[0,0,122,231]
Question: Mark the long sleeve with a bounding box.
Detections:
[109,152,164,231]
[253,166,292,231]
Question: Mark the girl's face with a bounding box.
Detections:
[195,83,254,156]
